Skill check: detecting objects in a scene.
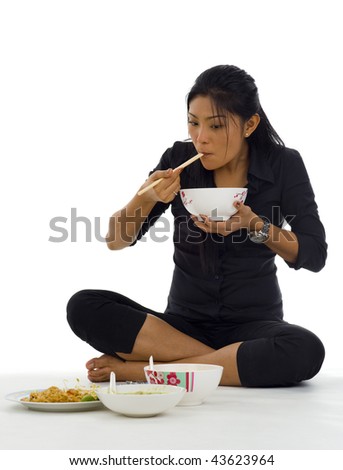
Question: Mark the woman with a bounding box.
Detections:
[67,65,327,387]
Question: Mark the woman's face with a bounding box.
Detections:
[187,95,248,170]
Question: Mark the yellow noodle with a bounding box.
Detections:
[22,386,98,403]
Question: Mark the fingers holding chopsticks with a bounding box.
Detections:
[137,167,182,203]
[137,153,202,199]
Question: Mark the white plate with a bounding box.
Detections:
[5,389,103,412]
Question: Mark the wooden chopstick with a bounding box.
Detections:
[137,153,203,196]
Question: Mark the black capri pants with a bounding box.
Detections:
[67,289,325,387]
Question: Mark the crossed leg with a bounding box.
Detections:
[86,314,242,385]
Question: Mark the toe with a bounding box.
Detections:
[86,354,108,370]
[86,359,96,370]
[88,368,110,382]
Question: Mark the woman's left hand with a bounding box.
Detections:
[191,201,259,236]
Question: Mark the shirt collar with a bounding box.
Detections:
[248,144,275,184]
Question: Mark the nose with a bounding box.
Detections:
[195,125,209,144]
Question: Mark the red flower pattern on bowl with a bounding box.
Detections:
[146,370,164,384]
[166,372,181,386]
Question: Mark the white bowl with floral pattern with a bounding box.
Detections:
[180,187,248,221]
[144,363,223,406]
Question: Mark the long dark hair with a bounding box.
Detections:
[187,64,284,151]
[185,65,284,273]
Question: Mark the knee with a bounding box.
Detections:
[66,289,94,338]
[280,327,325,385]
[295,328,325,381]
[238,325,325,387]
[269,327,325,386]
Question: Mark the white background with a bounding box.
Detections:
[1,0,341,376]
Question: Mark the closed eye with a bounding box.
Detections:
[188,120,224,130]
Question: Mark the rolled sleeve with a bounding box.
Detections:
[280,150,327,272]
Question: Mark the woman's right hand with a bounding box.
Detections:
[138,168,182,203]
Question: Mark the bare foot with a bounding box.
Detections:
[86,354,126,382]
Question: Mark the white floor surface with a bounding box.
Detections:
[1,370,342,450]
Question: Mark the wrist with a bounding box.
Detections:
[249,216,271,244]
[248,215,265,232]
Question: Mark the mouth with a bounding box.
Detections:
[200,153,212,158]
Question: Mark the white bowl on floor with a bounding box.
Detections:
[144,364,223,406]
[180,187,248,221]
[96,383,186,417]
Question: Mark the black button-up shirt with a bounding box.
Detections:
[135,141,327,324]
